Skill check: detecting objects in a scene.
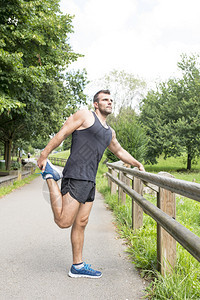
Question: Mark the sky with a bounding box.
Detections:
[59,0,200,93]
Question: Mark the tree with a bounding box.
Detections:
[62,136,72,151]
[106,107,147,163]
[95,69,146,114]
[0,0,86,169]
[64,69,89,116]
[140,54,200,170]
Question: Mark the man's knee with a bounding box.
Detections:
[75,215,89,228]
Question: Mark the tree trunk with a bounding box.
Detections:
[187,153,192,170]
[4,139,12,170]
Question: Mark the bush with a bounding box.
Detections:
[106,106,147,163]
[10,162,21,170]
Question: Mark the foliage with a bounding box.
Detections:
[140,54,200,170]
[0,94,26,114]
[106,106,147,163]
[64,69,89,115]
[10,161,21,170]
[0,0,87,169]
[62,135,72,151]
[96,69,146,114]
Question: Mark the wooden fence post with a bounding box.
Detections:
[118,171,126,204]
[132,174,143,230]
[157,172,176,276]
[110,168,118,195]
[17,169,22,181]
[118,171,130,204]
[107,167,112,188]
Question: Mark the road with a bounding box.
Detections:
[0,173,146,300]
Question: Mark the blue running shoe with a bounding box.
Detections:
[68,262,102,278]
[41,159,62,181]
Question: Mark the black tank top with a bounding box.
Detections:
[63,112,112,182]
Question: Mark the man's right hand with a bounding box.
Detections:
[37,154,47,172]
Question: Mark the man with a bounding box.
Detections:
[37,89,144,279]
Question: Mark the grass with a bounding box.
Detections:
[144,153,200,172]
[145,155,200,183]
[96,154,200,299]
[49,150,70,159]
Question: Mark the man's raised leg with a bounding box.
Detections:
[46,179,80,228]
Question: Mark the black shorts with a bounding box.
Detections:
[61,178,96,204]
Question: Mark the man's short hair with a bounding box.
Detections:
[93,89,110,103]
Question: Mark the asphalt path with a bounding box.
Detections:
[0,171,146,300]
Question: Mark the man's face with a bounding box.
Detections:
[95,93,113,115]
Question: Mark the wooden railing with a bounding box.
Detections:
[0,166,36,187]
[106,161,200,276]
[49,157,67,167]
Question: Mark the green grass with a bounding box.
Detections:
[144,153,200,172]
[49,150,70,159]
[0,168,40,198]
[144,154,200,184]
[96,155,200,299]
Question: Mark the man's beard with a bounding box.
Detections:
[99,106,112,116]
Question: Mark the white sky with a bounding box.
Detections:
[60,0,200,91]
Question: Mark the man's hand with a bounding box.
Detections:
[138,164,145,172]
[37,154,47,172]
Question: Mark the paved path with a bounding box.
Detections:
[0,174,146,300]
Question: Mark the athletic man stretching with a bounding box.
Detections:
[37,90,144,278]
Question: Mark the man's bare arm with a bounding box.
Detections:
[108,129,145,171]
[37,110,90,171]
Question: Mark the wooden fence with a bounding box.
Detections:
[0,166,36,187]
[106,161,200,276]
[49,157,67,167]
